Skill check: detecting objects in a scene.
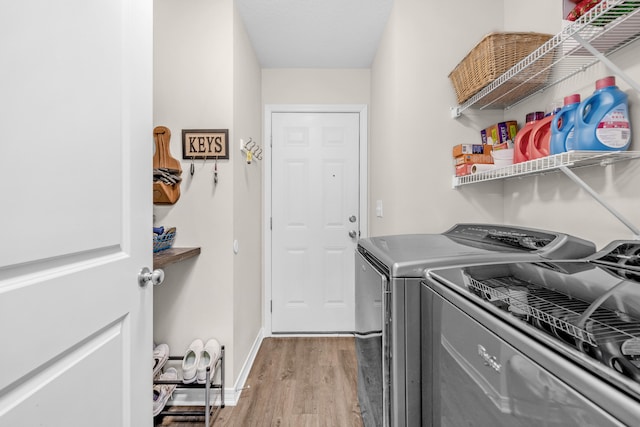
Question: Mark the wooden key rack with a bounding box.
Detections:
[153,126,182,205]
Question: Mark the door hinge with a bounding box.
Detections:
[270,300,272,313]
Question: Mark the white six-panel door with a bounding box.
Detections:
[0,0,152,425]
[271,112,361,333]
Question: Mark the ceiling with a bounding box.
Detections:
[235,0,394,68]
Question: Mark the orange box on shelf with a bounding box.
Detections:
[452,144,484,157]
[454,153,494,165]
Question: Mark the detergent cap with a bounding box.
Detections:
[564,94,581,105]
[525,111,545,122]
[596,76,616,90]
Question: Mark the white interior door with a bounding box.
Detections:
[0,1,152,426]
[271,111,360,332]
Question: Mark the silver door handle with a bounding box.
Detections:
[349,215,357,223]
[349,230,357,238]
[138,267,165,287]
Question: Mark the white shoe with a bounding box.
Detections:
[182,339,203,384]
[153,367,177,416]
[197,338,221,384]
[153,343,170,379]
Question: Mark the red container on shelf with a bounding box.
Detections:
[528,111,557,160]
[514,111,544,163]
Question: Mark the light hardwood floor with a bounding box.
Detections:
[156,337,364,427]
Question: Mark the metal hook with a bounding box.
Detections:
[254,147,263,161]
[245,138,256,151]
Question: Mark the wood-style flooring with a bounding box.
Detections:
[156,337,364,427]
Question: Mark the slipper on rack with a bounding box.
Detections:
[153,367,178,416]
[182,339,203,384]
[197,338,222,384]
[153,343,170,379]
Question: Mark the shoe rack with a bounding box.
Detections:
[154,346,225,426]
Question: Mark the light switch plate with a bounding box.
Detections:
[376,200,383,218]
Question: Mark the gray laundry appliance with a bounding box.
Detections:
[421,240,640,426]
[354,223,596,427]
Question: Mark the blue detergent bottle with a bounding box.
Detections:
[575,76,631,151]
[550,94,581,154]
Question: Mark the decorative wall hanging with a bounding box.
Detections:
[240,137,263,164]
[153,126,182,205]
[182,129,229,160]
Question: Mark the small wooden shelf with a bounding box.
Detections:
[153,247,201,269]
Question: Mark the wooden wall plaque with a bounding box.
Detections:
[182,129,229,160]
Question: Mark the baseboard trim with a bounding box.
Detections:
[232,327,264,399]
[269,332,356,337]
[165,328,264,408]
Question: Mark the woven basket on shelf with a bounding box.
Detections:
[449,32,554,105]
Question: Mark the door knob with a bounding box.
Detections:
[349,230,357,238]
[349,215,357,223]
[138,267,165,287]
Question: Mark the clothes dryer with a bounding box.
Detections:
[421,240,640,426]
[355,223,596,427]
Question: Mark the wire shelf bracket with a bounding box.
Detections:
[451,1,640,116]
[452,151,640,240]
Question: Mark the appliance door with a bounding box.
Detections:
[356,250,386,335]
[390,277,422,427]
[355,250,390,427]
[421,279,625,427]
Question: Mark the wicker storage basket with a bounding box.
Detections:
[449,32,554,105]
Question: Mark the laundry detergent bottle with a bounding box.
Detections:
[575,76,631,151]
[528,105,562,160]
[550,94,581,155]
[514,111,544,163]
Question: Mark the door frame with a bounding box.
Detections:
[263,104,369,336]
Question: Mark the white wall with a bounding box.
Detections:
[232,5,263,385]
[369,0,506,237]
[153,0,262,394]
[372,0,640,247]
[262,68,371,105]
